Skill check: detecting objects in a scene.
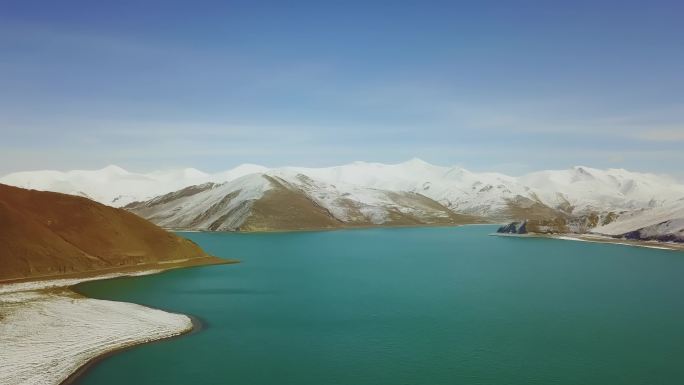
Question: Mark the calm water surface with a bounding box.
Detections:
[75,226,684,385]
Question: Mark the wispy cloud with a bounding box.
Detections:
[1,5,682,178]
[631,128,684,142]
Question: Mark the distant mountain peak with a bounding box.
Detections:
[180,167,209,178]
[230,163,269,172]
[99,165,129,174]
[570,166,595,181]
[401,157,431,166]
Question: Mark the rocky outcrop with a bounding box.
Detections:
[497,221,527,234]
[623,226,684,243]
[497,199,620,237]
[0,183,219,282]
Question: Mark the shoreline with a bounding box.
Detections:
[490,232,684,251]
[0,259,233,385]
[0,255,234,286]
[59,314,206,385]
[171,220,492,235]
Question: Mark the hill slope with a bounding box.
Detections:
[0,183,221,282]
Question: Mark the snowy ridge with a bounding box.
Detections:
[281,159,684,218]
[127,169,472,231]
[283,159,528,217]
[265,169,460,225]
[591,200,684,241]
[3,159,683,227]
[129,174,273,231]
[519,166,684,213]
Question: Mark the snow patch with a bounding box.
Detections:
[0,290,192,385]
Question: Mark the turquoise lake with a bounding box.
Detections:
[75,225,684,385]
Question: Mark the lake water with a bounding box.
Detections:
[75,225,684,385]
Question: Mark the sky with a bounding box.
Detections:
[1,0,682,177]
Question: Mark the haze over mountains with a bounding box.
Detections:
[0,164,269,207]
[2,159,683,240]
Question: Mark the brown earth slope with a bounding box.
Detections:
[0,183,223,282]
[240,176,343,231]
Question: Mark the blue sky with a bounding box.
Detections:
[1,0,682,177]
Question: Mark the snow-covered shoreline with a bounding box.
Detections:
[0,272,194,385]
[490,232,684,251]
[554,233,684,251]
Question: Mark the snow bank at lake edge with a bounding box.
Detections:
[0,283,193,385]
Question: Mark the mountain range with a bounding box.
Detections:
[2,159,683,240]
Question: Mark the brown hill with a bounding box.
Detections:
[0,183,223,282]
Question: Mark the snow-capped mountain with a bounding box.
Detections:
[283,159,527,218]
[278,159,684,219]
[518,166,684,213]
[2,159,683,234]
[126,171,478,231]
